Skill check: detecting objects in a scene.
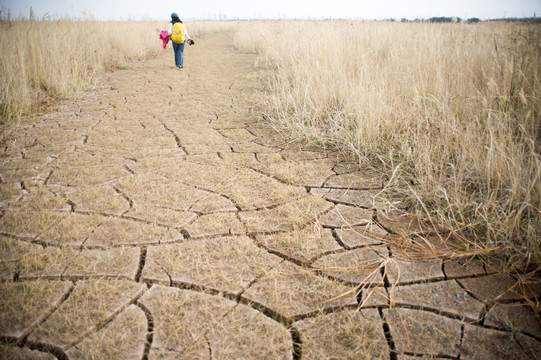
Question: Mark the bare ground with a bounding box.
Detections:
[1,32,540,359]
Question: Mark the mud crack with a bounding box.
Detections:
[160,121,188,154]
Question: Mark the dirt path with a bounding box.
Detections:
[1,32,540,359]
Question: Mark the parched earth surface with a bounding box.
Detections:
[1,32,540,360]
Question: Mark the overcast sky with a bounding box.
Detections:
[1,0,540,21]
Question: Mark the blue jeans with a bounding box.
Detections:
[172,41,185,68]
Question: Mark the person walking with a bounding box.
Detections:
[168,12,194,70]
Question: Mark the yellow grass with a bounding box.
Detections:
[0,19,230,131]
[2,18,539,270]
[233,21,541,270]
[0,20,154,127]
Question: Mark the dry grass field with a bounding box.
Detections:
[0,19,540,359]
[0,19,231,129]
[3,19,538,270]
[0,20,159,126]
[234,21,541,271]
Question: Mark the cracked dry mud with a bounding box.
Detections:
[1,32,540,360]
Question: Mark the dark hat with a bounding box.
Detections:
[171,12,179,18]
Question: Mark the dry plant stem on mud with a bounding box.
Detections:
[234,21,541,270]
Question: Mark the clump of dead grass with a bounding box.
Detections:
[234,20,541,271]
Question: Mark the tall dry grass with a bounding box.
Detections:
[234,21,541,270]
[0,19,165,130]
[0,18,232,133]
